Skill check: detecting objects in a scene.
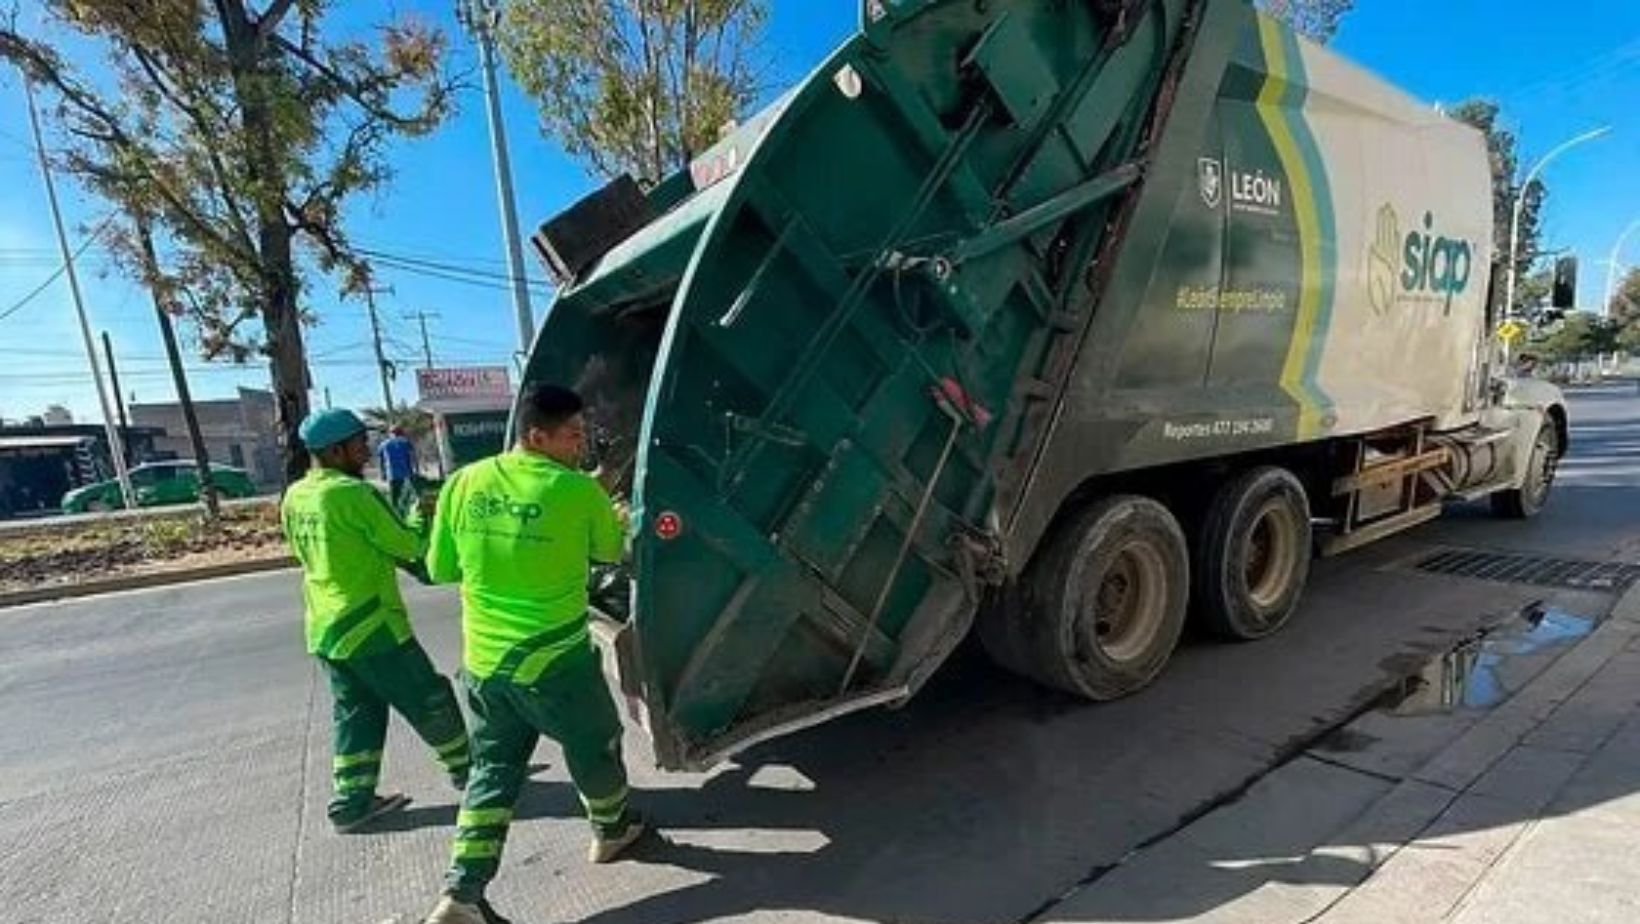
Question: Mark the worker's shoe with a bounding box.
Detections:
[332,792,410,834]
[423,895,512,924]
[588,816,646,864]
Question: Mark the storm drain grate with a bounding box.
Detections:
[1414,549,1640,592]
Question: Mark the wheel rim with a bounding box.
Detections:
[1245,498,1301,611]
[1081,539,1168,663]
[1526,437,1556,509]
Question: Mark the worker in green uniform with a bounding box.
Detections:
[422,385,643,924]
[282,408,472,833]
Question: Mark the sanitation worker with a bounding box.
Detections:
[422,384,643,924]
[281,408,472,833]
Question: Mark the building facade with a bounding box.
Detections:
[129,387,282,489]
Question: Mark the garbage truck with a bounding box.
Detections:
[518,0,1568,770]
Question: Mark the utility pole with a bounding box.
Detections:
[457,0,536,359]
[23,75,134,509]
[362,285,396,413]
[135,216,219,520]
[404,309,441,369]
[1505,126,1610,323]
[1603,218,1640,320]
[324,387,333,410]
[101,331,132,466]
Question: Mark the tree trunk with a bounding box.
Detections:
[263,226,311,486]
[219,1,311,486]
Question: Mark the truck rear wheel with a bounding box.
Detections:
[982,495,1188,700]
[1492,426,1558,519]
[1193,466,1312,641]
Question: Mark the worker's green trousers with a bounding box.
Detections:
[320,641,471,826]
[444,646,631,902]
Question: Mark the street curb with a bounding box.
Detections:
[1611,579,1640,625]
[1283,580,1640,923]
[0,555,297,609]
[1033,581,1640,924]
[1414,579,1640,781]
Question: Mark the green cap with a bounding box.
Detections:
[299,409,367,451]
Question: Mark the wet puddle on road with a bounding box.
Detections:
[1377,602,1595,715]
[1315,602,1599,758]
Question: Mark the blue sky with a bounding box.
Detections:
[1,0,1637,424]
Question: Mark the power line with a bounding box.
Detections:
[358,246,554,293]
[2,239,559,301]
[309,339,373,359]
[354,240,518,270]
[0,214,115,324]
[1502,37,1640,108]
[430,332,516,350]
[367,257,535,294]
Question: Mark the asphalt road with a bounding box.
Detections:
[1,386,1636,924]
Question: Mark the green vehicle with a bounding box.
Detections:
[524,0,1566,770]
[61,461,258,513]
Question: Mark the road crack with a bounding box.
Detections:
[285,661,320,924]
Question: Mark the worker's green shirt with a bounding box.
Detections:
[281,467,425,660]
[427,450,624,684]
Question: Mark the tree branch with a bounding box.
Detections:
[3,32,257,269]
[289,117,379,233]
[286,197,348,261]
[73,154,260,279]
[127,45,258,250]
[270,33,447,133]
[255,0,300,43]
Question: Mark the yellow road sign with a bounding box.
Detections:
[1496,319,1526,343]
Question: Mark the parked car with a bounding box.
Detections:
[60,461,258,513]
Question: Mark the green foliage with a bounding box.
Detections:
[2,1,458,484]
[1618,322,1640,355]
[1610,267,1640,324]
[1516,269,1554,321]
[140,517,199,556]
[1447,99,1548,312]
[1257,0,1355,43]
[1531,312,1618,364]
[496,0,768,183]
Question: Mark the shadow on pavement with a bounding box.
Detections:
[494,596,1547,924]
[1039,620,1640,922]
[479,389,1640,924]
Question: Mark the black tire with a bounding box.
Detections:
[1192,466,1312,641]
[1492,425,1558,519]
[979,495,1188,700]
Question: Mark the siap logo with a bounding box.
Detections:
[1367,204,1474,316]
[467,490,543,524]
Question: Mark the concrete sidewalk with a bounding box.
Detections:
[1042,584,1640,924]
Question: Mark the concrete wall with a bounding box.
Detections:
[129,388,281,490]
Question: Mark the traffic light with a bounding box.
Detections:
[1553,256,1578,310]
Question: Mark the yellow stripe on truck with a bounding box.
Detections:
[1255,14,1327,440]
